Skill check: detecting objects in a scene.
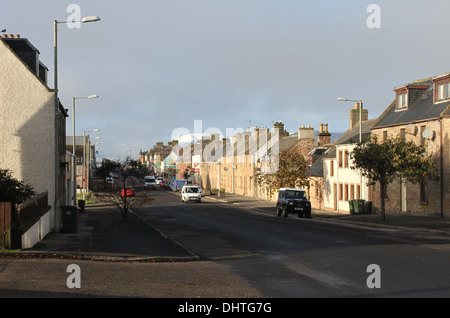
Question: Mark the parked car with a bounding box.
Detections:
[165,181,172,189]
[181,185,202,203]
[144,176,156,189]
[276,188,311,218]
[156,177,164,185]
[159,181,166,188]
[121,186,135,197]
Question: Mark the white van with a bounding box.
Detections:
[181,185,202,203]
[144,176,156,189]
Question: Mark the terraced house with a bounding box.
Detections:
[371,74,450,217]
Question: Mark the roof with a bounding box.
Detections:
[279,188,307,191]
[2,37,40,53]
[373,79,450,128]
[336,119,377,145]
[308,146,332,177]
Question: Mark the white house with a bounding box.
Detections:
[0,35,69,247]
[322,116,376,213]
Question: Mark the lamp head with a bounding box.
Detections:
[82,16,101,23]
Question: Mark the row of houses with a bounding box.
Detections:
[141,74,450,217]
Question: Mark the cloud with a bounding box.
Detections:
[3,0,450,160]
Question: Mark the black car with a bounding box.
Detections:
[276,188,311,218]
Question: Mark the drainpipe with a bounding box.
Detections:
[440,117,444,218]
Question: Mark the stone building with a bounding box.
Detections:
[371,75,450,217]
[196,122,318,201]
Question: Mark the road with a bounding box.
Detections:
[2,189,450,299]
[137,190,450,298]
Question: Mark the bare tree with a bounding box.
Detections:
[96,160,153,220]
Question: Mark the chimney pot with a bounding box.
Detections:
[14,34,20,38]
[320,124,324,133]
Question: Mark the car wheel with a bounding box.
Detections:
[282,207,288,218]
[276,207,282,217]
[198,199,201,203]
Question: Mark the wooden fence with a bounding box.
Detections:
[0,202,11,249]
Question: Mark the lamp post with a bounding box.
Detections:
[83,130,100,200]
[53,15,100,230]
[71,95,99,205]
[338,97,364,201]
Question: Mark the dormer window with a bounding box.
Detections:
[394,82,429,110]
[396,89,408,110]
[433,73,450,103]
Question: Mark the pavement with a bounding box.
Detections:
[4,191,450,262]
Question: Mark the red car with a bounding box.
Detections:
[121,186,135,197]
[160,181,166,188]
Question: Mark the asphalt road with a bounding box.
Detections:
[2,189,450,300]
[137,190,450,298]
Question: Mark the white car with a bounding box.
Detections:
[181,185,202,203]
[155,177,164,185]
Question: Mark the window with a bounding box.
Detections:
[339,183,343,201]
[420,125,426,146]
[434,77,450,103]
[397,91,408,109]
[437,83,450,101]
[350,184,355,200]
[329,160,334,177]
[420,181,428,204]
[338,150,343,168]
[344,150,349,168]
[400,128,406,141]
[356,185,361,200]
[383,131,387,142]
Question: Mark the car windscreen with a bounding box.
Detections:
[285,190,306,199]
[186,187,198,193]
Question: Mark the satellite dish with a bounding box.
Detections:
[422,129,435,140]
[407,124,417,136]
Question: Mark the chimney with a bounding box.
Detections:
[298,125,314,140]
[349,102,368,130]
[318,123,331,146]
[273,121,289,138]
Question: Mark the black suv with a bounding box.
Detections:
[276,188,312,218]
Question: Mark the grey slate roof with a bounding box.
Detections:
[373,80,450,128]
[336,119,377,145]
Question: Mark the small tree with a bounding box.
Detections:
[255,150,309,199]
[96,160,153,220]
[351,135,439,221]
[0,169,35,205]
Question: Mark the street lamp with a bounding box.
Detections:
[71,95,99,205]
[53,15,101,230]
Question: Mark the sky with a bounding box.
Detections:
[2,0,450,161]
